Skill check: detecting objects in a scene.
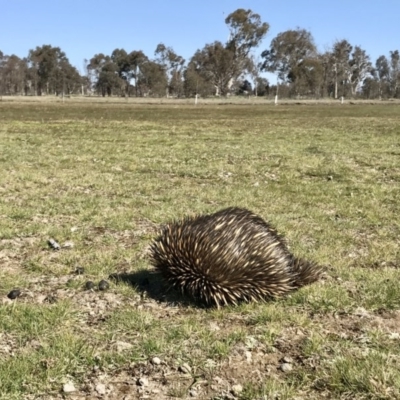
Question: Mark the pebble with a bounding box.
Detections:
[95,383,106,395]
[63,381,76,393]
[137,377,149,387]
[98,280,110,291]
[354,307,370,318]
[151,356,161,365]
[179,363,192,374]
[7,289,21,300]
[388,332,400,340]
[245,351,252,363]
[63,241,75,249]
[282,356,293,363]
[48,238,61,250]
[231,384,243,396]
[189,389,198,397]
[85,281,95,290]
[279,363,293,372]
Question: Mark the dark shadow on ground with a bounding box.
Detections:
[108,270,204,308]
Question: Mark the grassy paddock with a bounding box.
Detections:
[0,101,399,399]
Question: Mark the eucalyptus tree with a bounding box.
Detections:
[28,45,80,95]
[185,8,269,96]
[261,28,320,96]
[154,43,185,97]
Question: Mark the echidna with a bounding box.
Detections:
[150,207,322,307]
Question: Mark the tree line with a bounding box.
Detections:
[1,9,399,99]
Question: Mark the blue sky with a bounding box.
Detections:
[1,0,399,83]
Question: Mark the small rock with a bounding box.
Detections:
[151,356,161,365]
[63,381,76,393]
[63,241,75,249]
[137,377,149,387]
[354,307,370,318]
[245,351,252,363]
[279,363,293,372]
[179,363,192,374]
[98,280,110,291]
[282,356,293,363]
[48,238,61,250]
[85,281,95,290]
[70,226,78,232]
[231,384,243,396]
[95,383,106,395]
[7,289,21,300]
[388,332,400,340]
[189,389,198,397]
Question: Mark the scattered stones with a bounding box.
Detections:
[85,281,95,290]
[63,381,76,393]
[231,384,243,396]
[7,289,21,300]
[137,377,149,387]
[98,280,110,291]
[179,363,192,374]
[151,356,161,365]
[48,238,61,250]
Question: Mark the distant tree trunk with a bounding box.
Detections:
[334,64,338,99]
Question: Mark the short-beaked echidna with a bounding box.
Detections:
[150,207,322,307]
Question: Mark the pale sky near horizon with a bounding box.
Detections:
[1,0,399,83]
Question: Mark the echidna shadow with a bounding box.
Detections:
[149,207,323,308]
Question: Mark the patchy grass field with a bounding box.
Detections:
[0,100,399,400]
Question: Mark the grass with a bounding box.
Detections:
[0,99,399,399]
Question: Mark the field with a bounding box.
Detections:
[0,99,399,399]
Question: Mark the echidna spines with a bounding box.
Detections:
[150,207,322,307]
